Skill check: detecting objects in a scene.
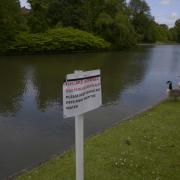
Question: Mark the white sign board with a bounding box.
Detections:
[63,70,102,118]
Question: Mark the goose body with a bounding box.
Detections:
[178,76,180,88]
[178,82,180,89]
[166,81,180,99]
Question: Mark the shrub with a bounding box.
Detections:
[8,27,111,54]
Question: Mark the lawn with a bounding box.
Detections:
[17,100,180,180]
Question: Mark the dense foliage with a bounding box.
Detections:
[0,0,25,52]
[0,0,180,54]
[175,19,180,43]
[6,28,110,54]
[84,0,137,48]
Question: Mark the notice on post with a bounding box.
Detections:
[63,70,102,118]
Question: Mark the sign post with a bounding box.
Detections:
[75,114,84,180]
[63,70,102,180]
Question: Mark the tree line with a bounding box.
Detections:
[0,0,180,54]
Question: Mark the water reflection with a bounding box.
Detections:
[0,50,150,115]
[30,50,149,110]
[31,53,111,110]
[0,60,25,116]
[100,51,150,104]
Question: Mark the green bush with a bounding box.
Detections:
[7,27,110,54]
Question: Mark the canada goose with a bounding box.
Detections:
[166,81,180,99]
[178,76,180,88]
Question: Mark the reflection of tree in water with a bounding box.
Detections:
[32,53,108,110]
[33,63,62,110]
[32,49,150,110]
[101,50,150,104]
[0,59,25,115]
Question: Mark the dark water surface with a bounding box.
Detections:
[0,45,180,178]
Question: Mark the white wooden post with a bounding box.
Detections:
[74,70,84,180]
[75,114,84,180]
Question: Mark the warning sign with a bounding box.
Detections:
[63,70,102,118]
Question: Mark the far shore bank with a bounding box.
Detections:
[138,42,179,46]
[1,42,179,57]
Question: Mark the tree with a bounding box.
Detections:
[47,0,85,28]
[27,0,86,32]
[26,0,138,48]
[155,24,173,42]
[113,12,137,48]
[81,0,107,32]
[169,27,177,42]
[128,0,156,42]
[175,19,180,42]
[27,0,49,33]
[129,0,150,15]
[95,11,137,48]
[0,0,23,50]
[81,0,137,48]
[175,19,180,27]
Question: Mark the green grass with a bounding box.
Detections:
[17,100,180,180]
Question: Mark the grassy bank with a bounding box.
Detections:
[17,100,180,180]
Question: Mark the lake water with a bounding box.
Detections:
[0,45,180,179]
